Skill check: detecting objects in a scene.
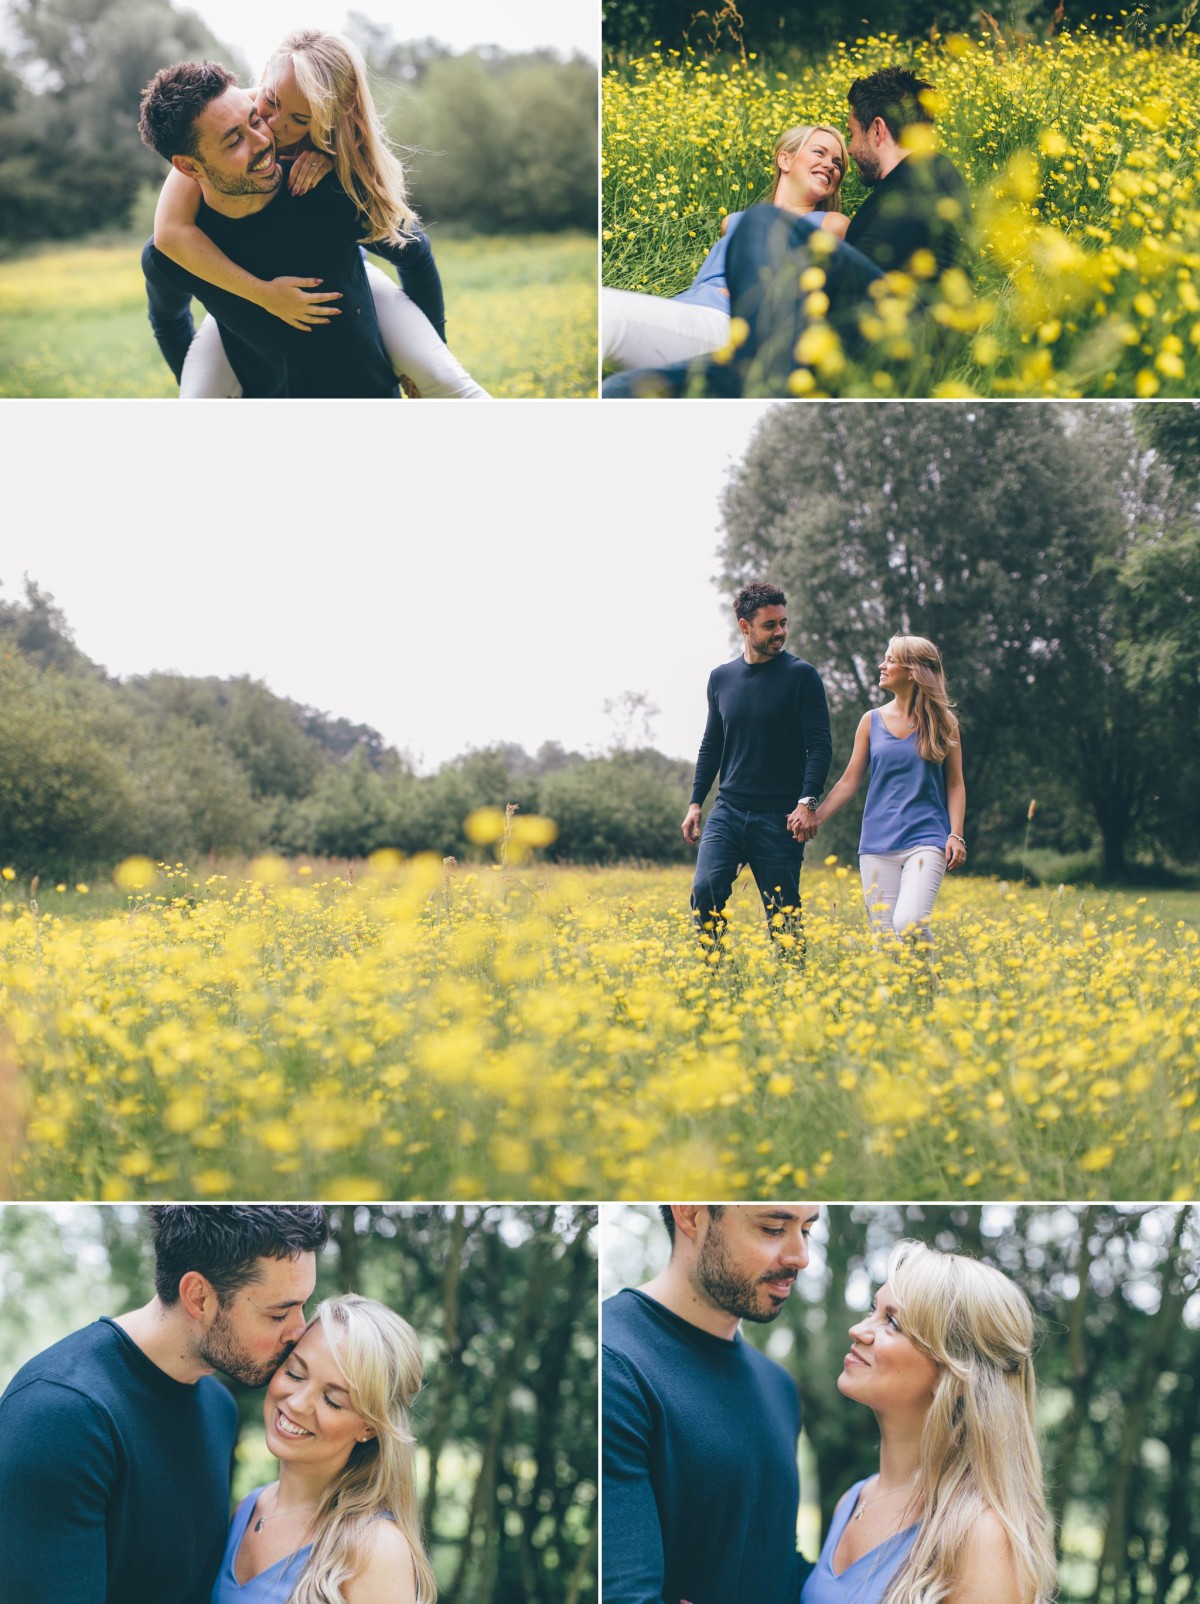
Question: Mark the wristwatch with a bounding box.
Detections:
[797,796,820,810]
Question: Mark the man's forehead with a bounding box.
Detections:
[739,1205,819,1225]
[238,1251,317,1304]
[196,85,254,138]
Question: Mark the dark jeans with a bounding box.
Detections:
[603,206,886,399]
[691,797,804,954]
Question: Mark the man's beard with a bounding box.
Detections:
[199,1303,289,1387]
[693,1225,794,1324]
[854,151,882,186]
[197,155,281,198]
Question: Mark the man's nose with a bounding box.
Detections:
[280,1308,307,1344]
[780,1237,809,1269]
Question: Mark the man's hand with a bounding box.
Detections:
[682,803,703,845]
[289,150,333,195]
[257,277,343,330]
[787,802,819,841]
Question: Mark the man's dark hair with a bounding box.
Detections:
[150,1205,329,1306]
[138,60,237,162]
[733,582,786,622]
[847,67,936,141]
[660,1204,726,1246]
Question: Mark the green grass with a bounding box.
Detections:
[0,230,597,398]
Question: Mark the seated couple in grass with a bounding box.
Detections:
[602,66,972,398]
[138,31,489,399]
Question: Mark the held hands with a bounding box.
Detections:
[945,833,967,871]
[682,804,703,845]
[289,150,333,196]
[788,803,819,842]
[258,277,343,329]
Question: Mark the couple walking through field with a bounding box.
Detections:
[603,66,971,397]
[685,582,967,958]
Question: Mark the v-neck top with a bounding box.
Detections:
[210,1487,312,1603]
[858,708,950,855]
[800,1479,919,1602]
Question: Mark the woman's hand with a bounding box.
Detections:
[945,834,967,871]
[256,277,343,329]
[289,150,333,195]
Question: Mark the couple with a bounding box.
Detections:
[0,1207,436,1604]
[138,31,488,398]
[685,583,967,958]
[603,1205,1056,1604]
[603,66,971,397]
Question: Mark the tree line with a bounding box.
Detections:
[0,0,596,250]
[0,581,694,875]
[602,0,1197,56]
[0,1204,597,1604]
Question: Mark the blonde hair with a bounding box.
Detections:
[770,125,848,212]
[288,1295,437,1604]
[263,30,415,245]
[886,635,958,763]
[880,1241,1057,1604]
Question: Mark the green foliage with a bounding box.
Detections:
[389,54,598,234]
[539,751,692,863]
[601,0,1195,54]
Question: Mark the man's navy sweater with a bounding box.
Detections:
[0,1317,238,1604]
[602,1288,805,1604]
[691,651,833,811]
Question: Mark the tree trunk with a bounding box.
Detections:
[422,1206,469,1539]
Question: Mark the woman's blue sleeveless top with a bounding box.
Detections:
[859,709,950,855]
[210,1489,312,1604]
[801,1479,919,1603]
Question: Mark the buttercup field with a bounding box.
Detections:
[603,26,1200,395]
[2,856,1196,1202]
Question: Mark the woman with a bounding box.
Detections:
[815,636,966,948]
[602,124,850,371]
[803,1240,1057,1604]
[155,30,487,398]
[212,1294,437,1604]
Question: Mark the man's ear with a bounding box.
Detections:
[671,1205,706,1245]
[171,153,203,181]
[871,116,890,146]
[177,1270,216,1322]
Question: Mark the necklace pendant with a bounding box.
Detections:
[254,1518,264,1533]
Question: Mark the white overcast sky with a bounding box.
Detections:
[177,0,598,68]
[5,403,770,772]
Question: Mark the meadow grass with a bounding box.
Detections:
[603,27,1200,396]
[0,231,597,398]
[1,856,1196,1202]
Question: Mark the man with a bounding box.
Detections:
[603,1203,820,1604]
[138,61,399,397]
[684,582,832,954]
[0,1204,328,1604]
[605,66,971,398]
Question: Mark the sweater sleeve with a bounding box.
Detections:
[0,1380,116,1603]
[798,667,833,799]
[364,228,447,342]
[602,1347,667,1604]
[690,673,724,805]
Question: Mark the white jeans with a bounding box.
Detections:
[602,286,731,370]
[859,847,948,946]
[179,262,489,398]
